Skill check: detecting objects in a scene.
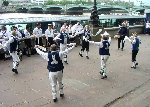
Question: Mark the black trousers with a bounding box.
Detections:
[47,37,54,46]
[81,40,89,52]
[118,36,125,49]
[146,28,150,35]
[132,50,138,62]
[36,37,43,46]
[24,38,32,48]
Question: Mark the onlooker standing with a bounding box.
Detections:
[45,24,54,47]
[24,25,32,57]
[118,22,127,51]
[146,21,150,35]
[33,23,43,46]
[125,20,129,37]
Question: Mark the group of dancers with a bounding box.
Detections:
[0,21,141,102]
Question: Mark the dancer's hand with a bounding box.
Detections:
[34,45,39,48]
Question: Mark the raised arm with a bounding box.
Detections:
[35,45,49,61]
[89,41,103,47]
[59,43,76,59]
[53,33,61,41]
[108,37,111,44]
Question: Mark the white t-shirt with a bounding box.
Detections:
[33,27,42,37]
[24,29,31,38]
[45,29,54,38]
[0,30,11,39]
[146,22,150,28]
[72,24,83,34]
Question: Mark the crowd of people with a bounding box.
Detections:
[0,20,141,102]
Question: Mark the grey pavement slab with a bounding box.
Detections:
[0,35,150,107]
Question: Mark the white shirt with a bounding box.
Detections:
[89,37,111,48]
[45,29,54,38]
[83,29,91,41]
[0,30,11,40]
[4,35,17,50]
[36,45,75,61]
[33,27,42,37]
[71,24,83,34]
[146,22,150,28]
[24,29,31,38]
[54,31,76,44]
[11,30,22,39]
[68,26,72,34]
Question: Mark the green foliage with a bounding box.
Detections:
[46,0,87,5]
[46,0,134,7]
[2,0,9,6]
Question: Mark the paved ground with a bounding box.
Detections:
[0,35,150,107]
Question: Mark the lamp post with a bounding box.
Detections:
[90,0,99,27]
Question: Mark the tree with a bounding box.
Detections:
[2,0,9,6]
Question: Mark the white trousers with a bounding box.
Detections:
[49,70,63,99]
[10,51,20,69]
[100,55,109,74]
[60,43,67,61]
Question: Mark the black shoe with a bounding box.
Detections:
[12,68,15,72]
[79,53,83,57]
[101,75,107,79]
[53,98,58,102]
[135,63,138,66]
[121,48,123,51]
[12,69,18,74]
[131,66,136,69]
[99,69,104,75]
[86,56,89,59]
[99,71,103,75]
[60,94,64,98]
[27,54,31,57]
[16,62,19,67]
[14,69,18,74]
[64,61,68,64]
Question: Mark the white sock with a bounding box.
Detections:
[86,51,88,56]
[132,62,135,67]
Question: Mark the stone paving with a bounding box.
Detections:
[0,35,150,107]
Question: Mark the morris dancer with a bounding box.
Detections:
[124,32,141,69]
[2,31,20,74]
[89,31,111,79]
[54,27,76,64]
[35,43,76,102]
[79,25,91,59]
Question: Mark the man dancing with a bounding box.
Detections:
[89,31,111,79]
[35,43,76,102]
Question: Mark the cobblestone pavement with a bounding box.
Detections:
[0,35,150,107]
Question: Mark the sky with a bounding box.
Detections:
[122,0,150,6]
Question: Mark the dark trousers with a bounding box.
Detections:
[146,28,150,35]
[36,37,43,46]
[118,36,125,49]
[24,39,32,55]
[132,50,138,62]
[81,40,89,52]
[47,37,54,46]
